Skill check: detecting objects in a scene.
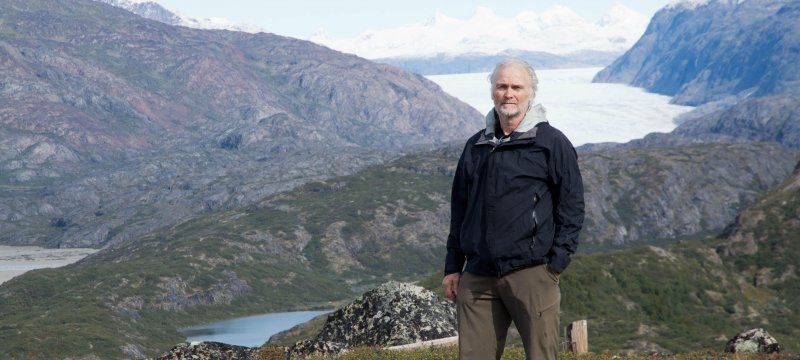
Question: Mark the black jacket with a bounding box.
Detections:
[444,106,585,277]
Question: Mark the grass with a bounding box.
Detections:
[8,219,797,358]
[254,345,800,360]
[416,239,800,354]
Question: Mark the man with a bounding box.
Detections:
[443,58,585,360]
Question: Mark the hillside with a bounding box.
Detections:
[593,0,800,106]
[1,136,797,358]
[720,162,800,330]
[0,0,482,248]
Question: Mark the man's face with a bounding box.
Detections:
[491,65,534,118]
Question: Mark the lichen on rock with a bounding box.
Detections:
[153,341,257,359]
[724,328,781,354]
[287,281,456,358]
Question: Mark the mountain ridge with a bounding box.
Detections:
[593,0,800,105]
[0,0,482,248]
[311,4,648,59]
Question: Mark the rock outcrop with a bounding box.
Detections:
[724,328,782,354]
[287,281,456,358]
[153,341,257,360]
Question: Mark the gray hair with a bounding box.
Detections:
[488,58,539,95]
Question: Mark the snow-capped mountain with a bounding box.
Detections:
[311,5,649,59]
[96,0,649,73]
[94,0,265,33]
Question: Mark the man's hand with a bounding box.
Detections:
[547,265,561,280]
[442,273,461,302]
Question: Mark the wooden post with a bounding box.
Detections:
[566,320,588,355]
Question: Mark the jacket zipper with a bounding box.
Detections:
[531,193,539,250]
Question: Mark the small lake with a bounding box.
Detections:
[181,310,330,347]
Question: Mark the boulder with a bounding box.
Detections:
[153,341,257,359]
[724,328,781,354]
[287,281,456,358]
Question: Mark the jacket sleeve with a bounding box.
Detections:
[547,134,585,273]
[444,143,469,275]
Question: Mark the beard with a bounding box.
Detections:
[496,101,530,117]
[497,104,521,117]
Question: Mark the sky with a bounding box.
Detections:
[151,0,676,38]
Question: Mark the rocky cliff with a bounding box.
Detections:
[0,0,482,248]
[593,0,800,106]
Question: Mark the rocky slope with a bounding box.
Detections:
[579,142,796,247]
[0,0,482,248]
[593,0,800,106]
[720,160,800,281]
[718,163,800,349]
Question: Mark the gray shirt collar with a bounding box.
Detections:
[484,103,548,138]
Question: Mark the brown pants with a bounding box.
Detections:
[456,265,561,360]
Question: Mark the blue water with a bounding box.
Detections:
[181,310,330,347]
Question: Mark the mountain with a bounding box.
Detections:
[309,5,648,74]
[93,0,266,33]
[313,5,647,59]
[94,0,181,25]
[0,0,482,248]
[97,1,646,73]
[593,0,800,106]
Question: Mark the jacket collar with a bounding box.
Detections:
[482,103,548,143]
